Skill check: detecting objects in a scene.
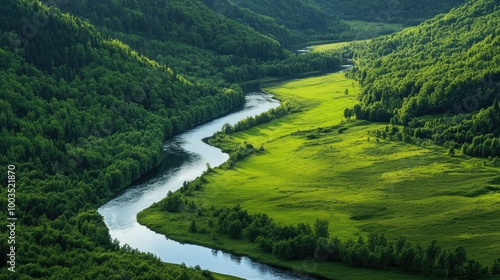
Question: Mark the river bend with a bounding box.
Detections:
[98,93,316,280]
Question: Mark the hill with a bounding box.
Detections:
[0,0,249,278]
[210,0,467,45]
[316,0,468,25]
[348,0,500,159]
[40,0,340,83]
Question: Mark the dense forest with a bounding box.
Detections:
[223,0,467,44]
[316,0,468,25]
[0,0,248,278]
[41,0,341,84]
[347,0,500,159]
[208,0,349,44]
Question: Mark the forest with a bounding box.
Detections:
[316,0,468,25]
[1,0,493,279]
[218,0,467,44]
[347,0,500,161]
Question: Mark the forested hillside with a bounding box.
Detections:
[316,0,467,25]
[0,0,248,278]
[42,0,340,84]
[201,0,323,45]
[213,0,350,44]
[348,0,500,159]
[222,0,467,44]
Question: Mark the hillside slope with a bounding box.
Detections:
[41,0,341,84]
[316,0,467,25]
[0,0,248,279]
[348,0,500,158]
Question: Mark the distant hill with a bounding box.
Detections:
[41,0,340,83]
[205,0,466,45]
[316,0,468,25]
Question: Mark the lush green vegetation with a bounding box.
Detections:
[138,72,500,279]
[202,0,349,46]
[42,0,342,85]
[316,0,467,25]
[206,0,466,45]
[0,0,249,278]
[311,40,369,53]
[2,0,498,279]
[347,0,500,161]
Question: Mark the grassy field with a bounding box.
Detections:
[310,40,369,53]
[139,72,500,279]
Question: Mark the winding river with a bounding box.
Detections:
[98,93,316,280]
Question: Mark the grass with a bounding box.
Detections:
[311,40,369,53]
[139,72,500,279]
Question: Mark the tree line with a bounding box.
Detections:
[153,186,500,279]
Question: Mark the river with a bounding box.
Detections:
[98,92,317,280]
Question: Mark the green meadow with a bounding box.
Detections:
[310,40,369,53]
[139,72,500,278]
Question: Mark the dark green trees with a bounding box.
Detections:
[347,0,500,159]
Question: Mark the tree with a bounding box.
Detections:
[188,219,197,233]
[424,240,441,272]
[492,258,500,275]
[448,146,455,156]
[314,219,329,239]
[229,220,243,239]
[344,108,354,120]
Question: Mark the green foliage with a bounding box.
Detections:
[206,0,349,44]
[42,0,342,85]
[150,191,492,279]
[350,0,500,122]
[348,0,500,158]
[211,0,465,43]
[0,0,294,278]
[316,0,466,25]
[163,191,184,213]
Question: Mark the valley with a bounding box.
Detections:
[1,0,499,279]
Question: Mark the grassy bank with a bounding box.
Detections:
[138,72,500,279]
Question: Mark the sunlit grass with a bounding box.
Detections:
[140,72,500,279]
[311,40,369,53]
[195,73,500,264]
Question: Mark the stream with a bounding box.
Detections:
[98,92,316,280]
